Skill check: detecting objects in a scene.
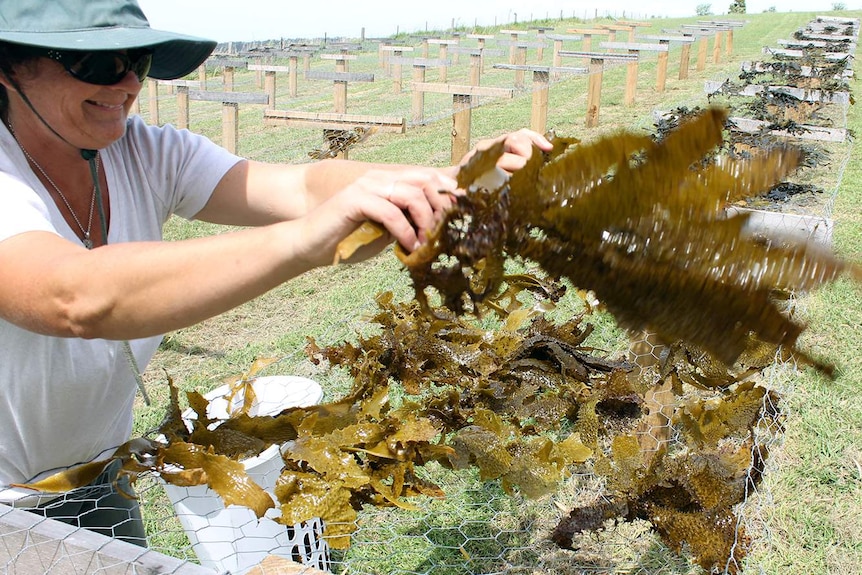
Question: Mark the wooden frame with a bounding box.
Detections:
[412,82,514,162]
[557,50,638,127]
[492,64,587,133]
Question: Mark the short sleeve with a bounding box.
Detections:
[120,117,243,220]
[0,172,61,244]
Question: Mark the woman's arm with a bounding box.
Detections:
[0,130,551,340]
[196,128,552,229]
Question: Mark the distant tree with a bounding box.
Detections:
[696,3,713,15]
[765,5,776,10]
[833,2,847,9]
[729,0,746,13]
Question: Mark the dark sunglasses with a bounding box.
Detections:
[37,48,153,85]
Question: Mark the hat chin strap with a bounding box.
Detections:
[5,73,151,405]
[4,72,103,225]
[4,72,99,161]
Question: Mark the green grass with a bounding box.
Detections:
[131,9,862,574]
[745,82,862,574]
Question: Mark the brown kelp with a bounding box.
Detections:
[15,107,859,572]
[397,106,852,373]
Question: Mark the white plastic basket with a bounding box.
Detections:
[161,376,330,574]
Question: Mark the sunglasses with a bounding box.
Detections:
[38,48,153,85]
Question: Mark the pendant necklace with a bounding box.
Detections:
[7,123,101,249]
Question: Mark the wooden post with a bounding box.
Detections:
[697,35,708,71]
[713,31,723,64]
[224,66,235,91]
[469,52,482,86]
[317,53,361,114]
[160,80,202,128]
[254,64,263,89]
[207,58,247,92]
[567,28,611,63]
[532,26,555,61]
[531,69,549,133]
[615,20,652,42]
[681,26,721,71]
[452,93,471,163]
[197,64,207,90]
[307,54,376,159]
[699,20,745,57]
[599,42,669,100]
[514,45,528,88]
[263,71,276,110]
[428,39,457,82]
[289,55,298,97]
[548,34,583,80]
[679,39,692,79]
[223,102,238,153]
[656,40,669,92]
[248,65,291,109]
[381,45,413,93]
[500,29,530,64]
[493,64,587,133]
[412,82,514,163]
[625,49,638,105]
[333,57,347,115]
[499,39,549,82]
[598,24,637,47]
[558,51,638,128]
[411,61,427,124]
[147,78,159,125]
[645,34,696,82]
[188,90,269,154]
[396,54,447,116]
[467,34,495,73]
[553,38,564,69]
[586,56,603,128]
[177,86,189,129]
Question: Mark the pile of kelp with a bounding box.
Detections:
[17,107,859,573]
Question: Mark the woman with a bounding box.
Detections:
[0,0,551,546]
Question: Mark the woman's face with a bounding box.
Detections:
[2,52,144,150]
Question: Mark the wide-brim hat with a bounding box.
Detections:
[0,0,217,80]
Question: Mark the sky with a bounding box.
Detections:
[137,0,854,43]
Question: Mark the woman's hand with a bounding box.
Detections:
[296,168,459,266]
[460,128,553,174]
[292,129,551,267]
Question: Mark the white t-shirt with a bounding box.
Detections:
[0,116,242,500]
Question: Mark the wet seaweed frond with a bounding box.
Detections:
[400,106,853,374]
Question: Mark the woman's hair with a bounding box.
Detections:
[0,42,38,118]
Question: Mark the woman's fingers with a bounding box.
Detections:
[316,133,555,267]
[462,128,554,173]
[381,170,458,244]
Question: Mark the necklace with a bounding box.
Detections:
[7,124,101,249]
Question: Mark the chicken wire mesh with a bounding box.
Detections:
[2,13,857,575]
[0,331,796,575]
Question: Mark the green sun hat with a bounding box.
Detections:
[0,0,217,80]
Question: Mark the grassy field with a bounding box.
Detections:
[131,9,862,574]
